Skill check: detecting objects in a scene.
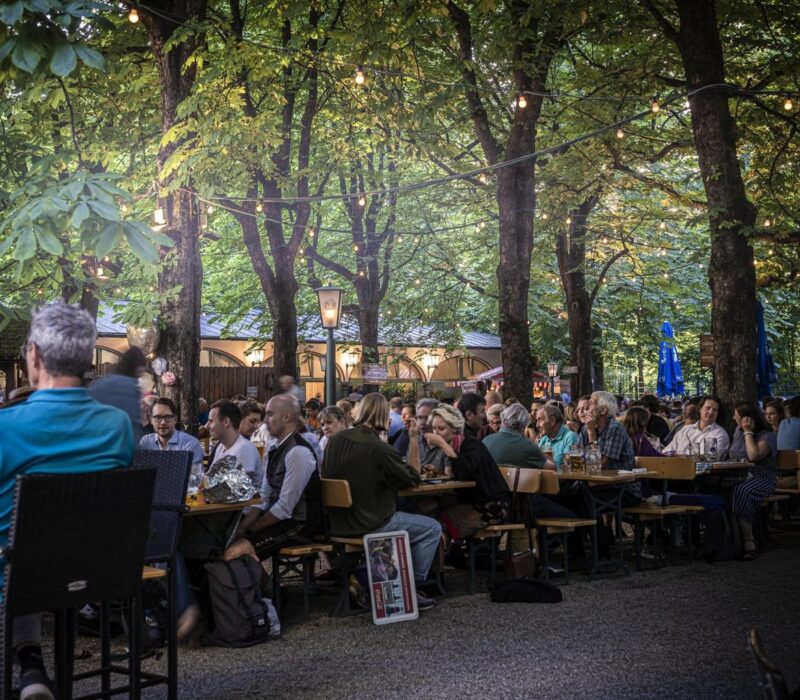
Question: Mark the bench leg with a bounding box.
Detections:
[271,555,281,617]
[467,539,477,594]
[633,518,643,572]
[301,557,312,621]
[540,530,550,582]
[562,534,570,585]
[588,526,598,582]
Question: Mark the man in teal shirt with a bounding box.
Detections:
[536,404,579,471]
[0,301,134,700]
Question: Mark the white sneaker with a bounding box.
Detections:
[19,667,54,700]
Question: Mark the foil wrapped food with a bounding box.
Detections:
[204,455,258,503]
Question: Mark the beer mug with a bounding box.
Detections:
[704,437,718,462]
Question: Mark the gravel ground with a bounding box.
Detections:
[63,529,800,699]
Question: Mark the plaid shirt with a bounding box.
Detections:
[579,418,635,470]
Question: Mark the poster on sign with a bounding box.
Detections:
[363,531,418,625]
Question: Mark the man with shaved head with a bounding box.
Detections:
[224,393,322,562]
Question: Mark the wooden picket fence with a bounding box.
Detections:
[198,366,277,404]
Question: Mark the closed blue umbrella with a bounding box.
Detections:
[657,321,684,397]
[756,299,777,399]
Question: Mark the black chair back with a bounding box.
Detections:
[749,628,791,700]
[132,450,192,564]
[3,467,156,617]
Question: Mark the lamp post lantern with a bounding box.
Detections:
[547,360,558,400]
[315,286,344,406]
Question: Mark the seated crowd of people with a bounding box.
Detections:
[2,300,799,700]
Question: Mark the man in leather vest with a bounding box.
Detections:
[224,394,322,562]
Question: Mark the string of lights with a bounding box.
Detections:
[129,3,798,112]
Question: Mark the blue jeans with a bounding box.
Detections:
[372,511,442,582]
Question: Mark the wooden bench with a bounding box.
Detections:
[142,565,167,581]
[628,457,709,568]
[272,541,335,622]
[499,466,597,583]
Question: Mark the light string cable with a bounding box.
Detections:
[191,87,730,207]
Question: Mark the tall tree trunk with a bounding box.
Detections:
[144,1,207,430]
[556,195,601,397]
[642,0,758,424]
[593,323,605,391]
[446,1,564,403]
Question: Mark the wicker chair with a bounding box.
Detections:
[1,467,156,700]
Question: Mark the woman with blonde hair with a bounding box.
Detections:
[336,399,354,427]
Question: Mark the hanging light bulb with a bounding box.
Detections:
[398,235,404,243]
[784,97,793,111]
[478,173,488,184]
[659,221,666,229]
[120,203,129,213]
[354,66,365,85]
[255,203,263,212]
[478,221,486,230]
[358,270,365,277]
[616,127,625,139]
[517,94,527,109]
[541,212,548,220]
[358,195,366,207]
[566,216,572,224]
[354,244,359,252]
[128,7,139,23]
[415,278,420,285]
[764,218,771,227]
[651,97,660,114]
[307,227,314,237]
[414,236,420,243]
[207,205,214,214]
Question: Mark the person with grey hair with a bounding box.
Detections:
[483,402,548,469]
[536,403,579,470]
[478,402,504,439]
[577,391,635,470]
[0,301,134,700]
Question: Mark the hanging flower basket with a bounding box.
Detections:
[161,371,177,386]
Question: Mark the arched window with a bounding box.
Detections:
[430,355,491,381]
[200,348,244,367]
[95,346,122,376]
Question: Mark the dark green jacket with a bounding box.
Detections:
[322,426,420,536]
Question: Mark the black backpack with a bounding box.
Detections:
[489,576,563,604]
[203,556,273,647]
[704,509,743,562]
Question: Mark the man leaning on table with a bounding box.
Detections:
[0,301,134,700]
[576,391,636,470]
[138,396,205,465]
[536,403,579,470]
[663,395,730,458]
[224,394,323,563]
